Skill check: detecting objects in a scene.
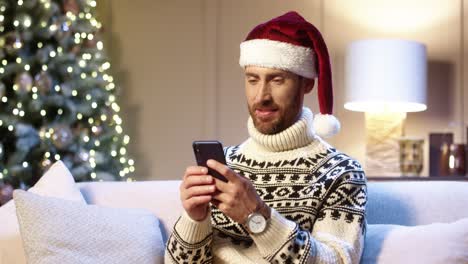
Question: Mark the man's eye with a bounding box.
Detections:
[273,78,284,84]
[248,79,258,84]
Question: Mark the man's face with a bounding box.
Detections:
[244,66,314,135]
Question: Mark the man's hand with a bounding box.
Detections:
[207,159,264,224]
[180,166,216,221]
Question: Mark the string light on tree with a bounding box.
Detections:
[0,0,134,195]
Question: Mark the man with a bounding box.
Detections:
[165,11,367,264]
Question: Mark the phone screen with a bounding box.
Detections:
[192,140,228,182]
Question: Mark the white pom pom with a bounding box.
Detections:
[313,114,340,138]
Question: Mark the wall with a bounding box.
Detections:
[97,0,207,180]
[97,0,467,180]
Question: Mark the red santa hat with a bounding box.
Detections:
[239,11,340,138]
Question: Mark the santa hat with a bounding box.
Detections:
[239,11,340,138]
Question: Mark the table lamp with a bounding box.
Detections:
[344,39,427,176]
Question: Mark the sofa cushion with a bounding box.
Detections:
[0,161,85,264]
[14,190,165,264]
[361,218,468,264]
[77,180,183,242]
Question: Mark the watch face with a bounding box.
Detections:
[248,213,266,234]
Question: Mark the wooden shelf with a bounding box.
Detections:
[367,176,468,181]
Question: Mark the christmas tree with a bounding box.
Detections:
[0,0,134,202]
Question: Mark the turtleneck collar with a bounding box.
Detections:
[247,107,317,152]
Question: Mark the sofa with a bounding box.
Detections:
[76,179,468,264]
[3,162,468,264]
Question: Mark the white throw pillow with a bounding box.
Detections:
[362,218,468,264]
[14,190,165,264]
[0,161,85,264]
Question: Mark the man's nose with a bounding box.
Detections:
[255,82,272,103]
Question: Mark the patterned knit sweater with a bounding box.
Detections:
[165,108,367,264]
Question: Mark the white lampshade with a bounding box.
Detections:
[344,39,427,112]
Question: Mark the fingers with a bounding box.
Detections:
[212,191,231,204]
[182,166,213,187]
[181,166,216,201]
[183,175,214,189]
[184,166,208,179]
[213,177,231,194]
[206,160,248,194]
[181,184,216,200]
[182,195,212,210]
[207,159,238,183]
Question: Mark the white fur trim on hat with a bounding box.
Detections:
[239,39,317,79]
[313,114,340,138]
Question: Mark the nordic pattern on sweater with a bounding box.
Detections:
[166,145,366,263]
[216,145,365,262]
[165,108,367,264]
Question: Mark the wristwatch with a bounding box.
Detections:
[244,202,271,234]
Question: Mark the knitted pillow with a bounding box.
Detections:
[361,218,468,264]
[13,190,164,264]
[0,161,85,264]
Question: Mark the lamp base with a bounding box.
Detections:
[365,112,406,177]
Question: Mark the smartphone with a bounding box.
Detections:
[192,140,228,182]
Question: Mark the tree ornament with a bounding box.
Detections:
[14,72,33,93]
[85,38,97,48]
[38,126,49,139]
[94,151,105,164]
[76,148,90,162]
[40,158,52,171]
[30,99,43,113]
[54,16,71,41]
[70,44,81,55]
[60,82,73,97]
[4,32,22,55]
[92,124,103,136]
[0,182,13,205]
[62,0,80,15]
[36,45,53,64]
[15,123,41,151]
[48,23,58,36]
[34,71,53,95]
[0,143,4,160]
[52,125,73,149]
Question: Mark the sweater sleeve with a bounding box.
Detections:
[251,170,367,264]
[164,211,214,264]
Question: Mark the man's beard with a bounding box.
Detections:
[248,90,303,135]
[251,113,282,135]
[248,101,298,135]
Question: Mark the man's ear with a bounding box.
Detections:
[303,78,315,94]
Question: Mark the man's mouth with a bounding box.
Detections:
[255,108,278,119]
